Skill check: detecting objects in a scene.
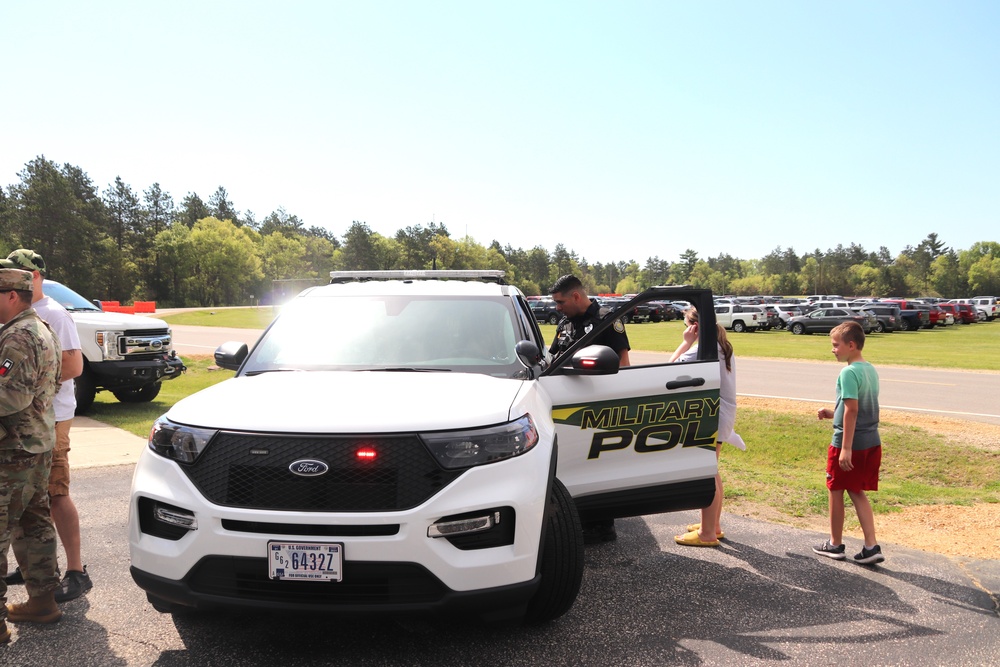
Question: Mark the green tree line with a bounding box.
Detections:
[1,156,998,306]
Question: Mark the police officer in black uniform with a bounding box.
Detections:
[547,275,630,543]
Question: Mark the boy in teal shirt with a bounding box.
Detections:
[813,321,885,564]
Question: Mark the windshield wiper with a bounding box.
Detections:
[365,367,452,372]
[244,368,306,376]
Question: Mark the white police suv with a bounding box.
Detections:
[129,271,721,624]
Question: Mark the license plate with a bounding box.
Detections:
[268,541,343,582]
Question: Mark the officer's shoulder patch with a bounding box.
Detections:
[613,319,625,333]
[0,358,14,377]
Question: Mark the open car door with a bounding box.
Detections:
[538,287,721,523]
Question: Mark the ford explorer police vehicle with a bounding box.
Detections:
[128,271,720,624]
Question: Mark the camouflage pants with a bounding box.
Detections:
[1,449,58,617]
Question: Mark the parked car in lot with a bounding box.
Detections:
[646,301,678,322]
[880,300,931,331]
[787,308,873,335]
[972,296,998,321]
[128,271,723,625]
[714,303,761,332]
[530,298,561,325]
[944,302,977,324]
[858,304,902,333]
[740,305,781,331]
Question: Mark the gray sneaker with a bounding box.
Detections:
[54,566,93,603]
[812,540,846,560]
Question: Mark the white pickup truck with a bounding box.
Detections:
[44,279,186,413]
[713,303,761,332]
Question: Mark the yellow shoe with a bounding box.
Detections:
[674,530,720,547]
[685,523,725,539]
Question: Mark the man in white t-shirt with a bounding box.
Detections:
[1,250,91,602]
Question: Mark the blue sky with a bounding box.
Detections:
[2,2,997,265]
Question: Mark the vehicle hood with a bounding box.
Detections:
[166,371,528,433]
[68,311,169,330]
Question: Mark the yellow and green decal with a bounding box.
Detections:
[552,390,720,459]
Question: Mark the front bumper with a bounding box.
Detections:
[92,354,186,389]
[128,441,554,616]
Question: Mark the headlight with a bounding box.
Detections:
[422,415,539,470]
[148,417,217,463]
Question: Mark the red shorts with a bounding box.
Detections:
[825,445,881,492]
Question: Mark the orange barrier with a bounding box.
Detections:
[133,301,156,313]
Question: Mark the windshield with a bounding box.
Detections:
[242,294,525,377]
[42,280,102,312]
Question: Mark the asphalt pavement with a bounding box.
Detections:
[1,419,996,664]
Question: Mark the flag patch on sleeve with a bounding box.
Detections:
[0,359,13,377]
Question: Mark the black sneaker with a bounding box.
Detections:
[854,544,885,565]
[582,519,617,545]
[3,567,24,585]
[812,540,846,560]
[54,566,93,603]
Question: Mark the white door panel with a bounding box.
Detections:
[540,358,720,504]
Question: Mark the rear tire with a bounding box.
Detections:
[875,321,886,333]
[900,318,912,331]
[524,478,584,625]
[547,313,559,325]
[732,321,746,333]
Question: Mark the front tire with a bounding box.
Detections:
[791,323,805,335]
[524,478,584,625]
[112,382,162,403]
[74,368,97,414]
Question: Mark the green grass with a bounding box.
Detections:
[86,357,234,436]
[725,409,1000,518]
[158,307,278,329]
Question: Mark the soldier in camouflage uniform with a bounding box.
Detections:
[0,268,63,642]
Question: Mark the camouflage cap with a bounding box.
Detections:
[5,248,46,276]
[0,268,34,292]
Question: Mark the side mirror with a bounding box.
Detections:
[214,341,248,371]
[515,340,542,367]
[560,345,620,375]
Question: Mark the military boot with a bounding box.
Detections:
[0,619,11,643]
[6,592,62,624]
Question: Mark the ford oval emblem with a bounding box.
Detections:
[289,459,329,477]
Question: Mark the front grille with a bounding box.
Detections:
[183,432,463,511]
[187,556,447,605]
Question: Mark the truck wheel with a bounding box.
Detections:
[74,368,97,415]
[791,323,805,335]
[113,383,162,403]
[524,478,583,625]
[900,319,912,331]
[732,321,746,333]
[547,313,559,325]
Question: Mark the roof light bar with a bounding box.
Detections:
[329,270,507,284]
